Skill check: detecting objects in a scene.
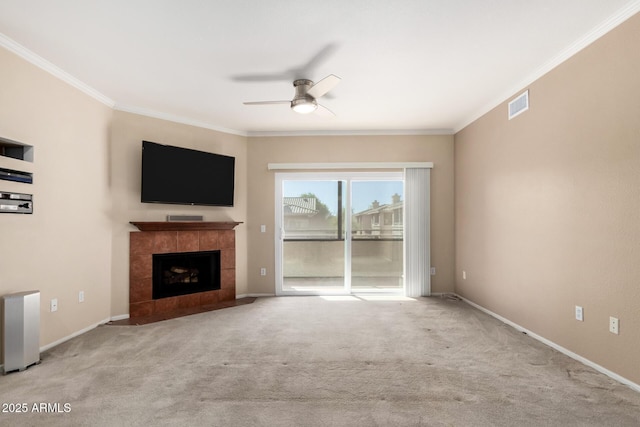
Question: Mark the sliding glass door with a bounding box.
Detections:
[351,180,404,292]
[275,172,404,295]
[280,178,347,293]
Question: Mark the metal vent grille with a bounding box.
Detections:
[508,90,529,119]
[167,215,204,222]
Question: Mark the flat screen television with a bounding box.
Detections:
[141,140,235,207]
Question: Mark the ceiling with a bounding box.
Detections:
[1,1,639,136]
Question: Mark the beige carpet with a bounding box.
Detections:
[1,295,639,426]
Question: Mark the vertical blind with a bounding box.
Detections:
[404,167,431,297]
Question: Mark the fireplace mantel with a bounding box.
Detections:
[130,221,242,232]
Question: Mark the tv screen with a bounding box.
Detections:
[141,141,235,207]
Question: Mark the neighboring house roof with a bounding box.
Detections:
[283,197,318,215]
[354,201,403,217]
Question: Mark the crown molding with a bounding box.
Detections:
[0,32,115,108]
[454,1,640,133]
[268,162,433,170]
[247,128,454,137]
[115,104,453,138]
[113,104,248,137]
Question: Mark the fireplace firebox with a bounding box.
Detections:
[152,250,221,299]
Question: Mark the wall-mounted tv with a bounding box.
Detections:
[141,140,235,207]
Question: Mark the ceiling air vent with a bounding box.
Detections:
[508,90,529,120]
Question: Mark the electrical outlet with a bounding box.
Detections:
[609,316,619,335]
[260,268,267,276]
[575,306,583,321]
[50,298,58,312]
[462,270,467,280]
[79,291,85,303]
[260,225,266,233]
[430,267,436,276]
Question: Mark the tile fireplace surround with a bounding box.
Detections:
[128,221,241,318]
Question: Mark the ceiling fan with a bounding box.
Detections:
[243,74,341,116]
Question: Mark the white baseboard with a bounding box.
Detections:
[457,294,640,394]
[40,317,112,352]
[236,293,275,299]
[110,314,130,321]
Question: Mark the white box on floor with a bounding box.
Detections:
[3,290,40,374]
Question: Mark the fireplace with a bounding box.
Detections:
[129,221,241,318]
[153,250,221,299]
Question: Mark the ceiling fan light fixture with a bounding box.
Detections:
[291,98,318,114]
[244,75,339,116]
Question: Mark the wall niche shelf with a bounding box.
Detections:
[0,137,34,163]
[0,167,32,184]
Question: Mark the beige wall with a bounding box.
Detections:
[0,47,113,357]
[455,13,640,384]
[109,111,248,316]
[247,134,455,295]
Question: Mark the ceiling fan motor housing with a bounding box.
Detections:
[291,79,318,113]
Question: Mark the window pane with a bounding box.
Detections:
[283,180,344,240]
[351,181,404,291]
[282,180,345,292]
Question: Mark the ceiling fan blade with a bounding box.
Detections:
[243,101,290,105]
[232,72,292,82]
[233,44,339,82]
[295,43,338,79]
[315,104,335,117]
[307,74,341,99]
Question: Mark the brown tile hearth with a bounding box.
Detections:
[154,296,179,313]
[111,297,256,326]
[128,222,241,322]
[199,290,220,305]
[130,301,154,318]
[177,293,201,309]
